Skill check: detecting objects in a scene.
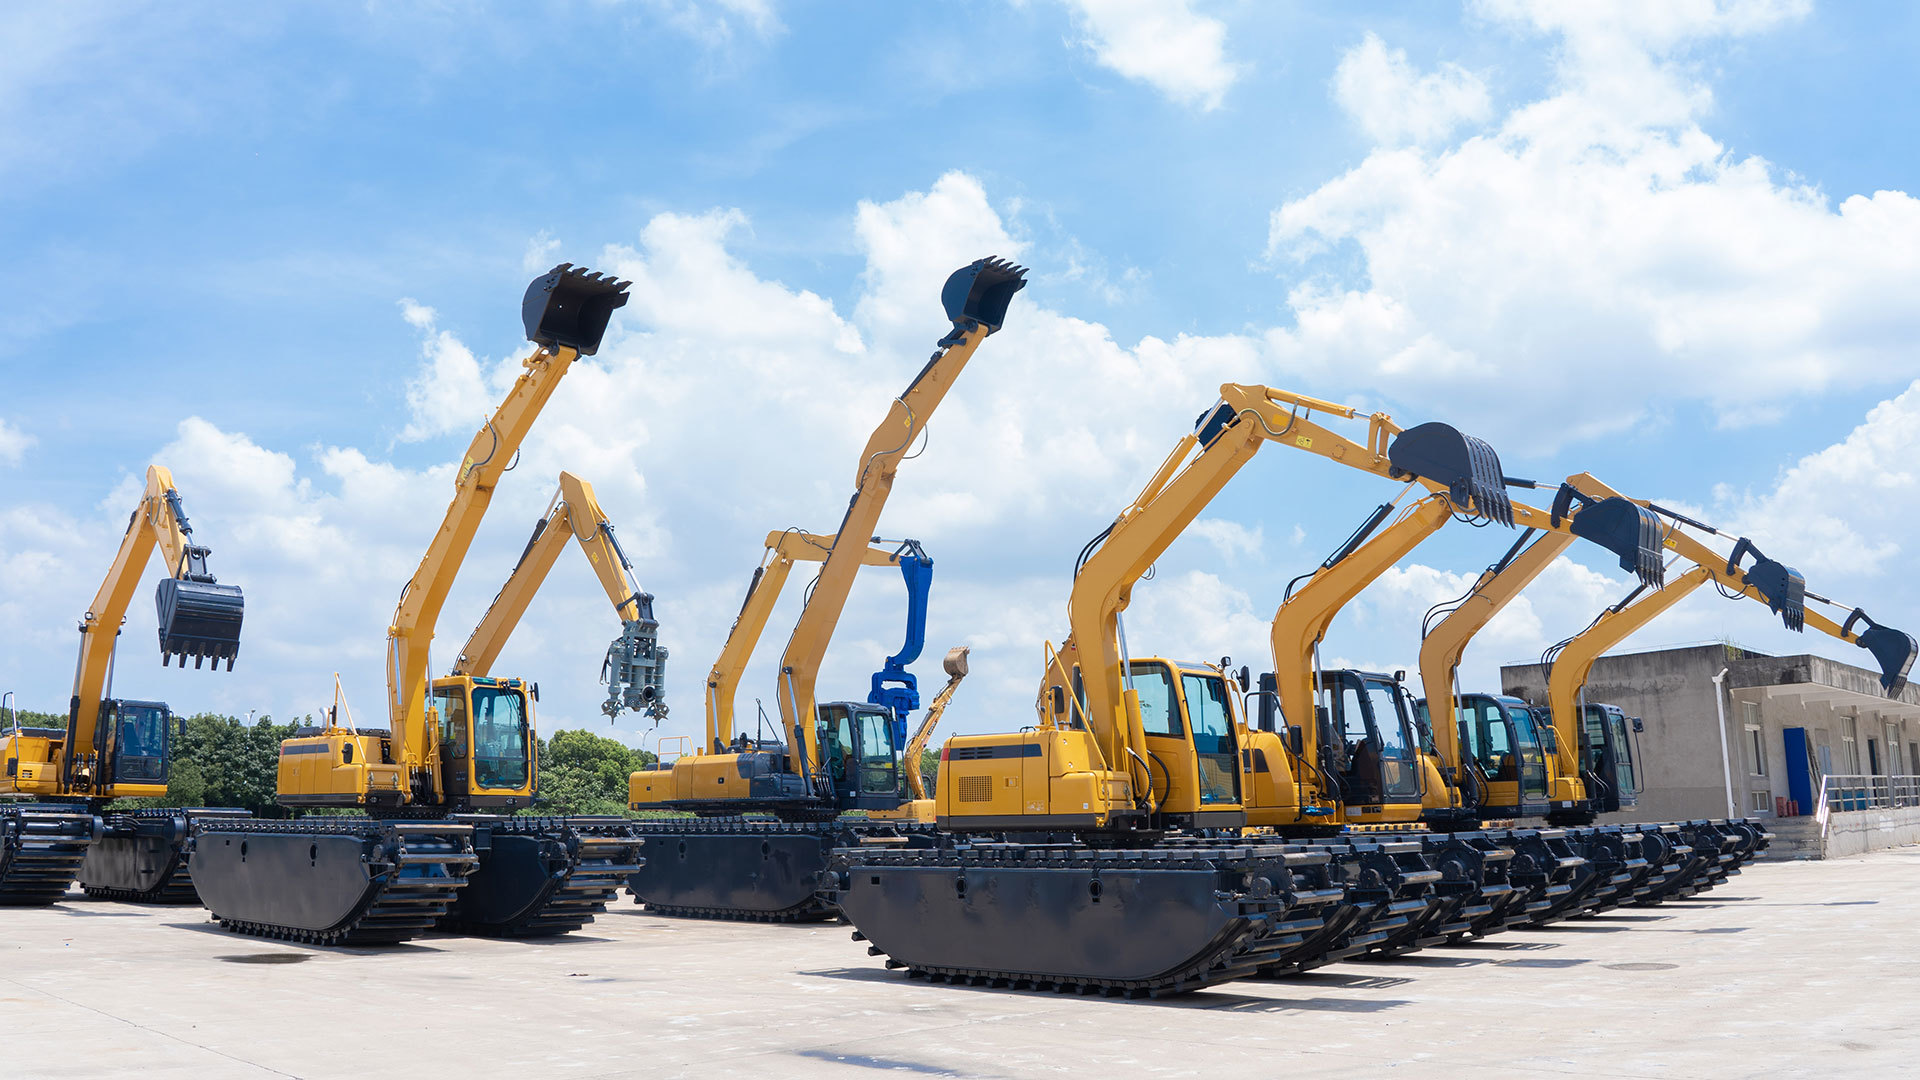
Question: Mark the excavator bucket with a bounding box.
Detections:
[1727,538,1805,632]
[154,574,244,670]
[522,263,631,356]
[940,257,1027,333]
[1387,422,1514,527]
[1844,609,1917,696]
[941,646,970,679]
[1551,488,1664,587]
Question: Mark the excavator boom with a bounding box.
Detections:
[775,258,1024,778]
[453,470,667,720]
[194,264,648,947]
[0,464,245,906]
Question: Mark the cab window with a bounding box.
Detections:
[434,688,468,759]
[470,687,528,789]
[1132,664,1182,737]
[856,708,898,795]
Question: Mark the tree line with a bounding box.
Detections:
[7,708,655,816]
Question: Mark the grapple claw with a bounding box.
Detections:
[522,263,631,356]
[1842,609,1917,696]
[1387,422,1514,527]
[1727,538,1806,631]
[941,257,1027,333]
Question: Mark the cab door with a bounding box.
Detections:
[433,682,471,800]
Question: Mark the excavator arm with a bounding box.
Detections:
[1046,383,1517,814]
[384,264,629,801]
[902,647,970,801]
[62,465,245,796]
[704,530,913,752]
[452,470,666,720]
[1557,472,1917,695]
[774,258,1024,778]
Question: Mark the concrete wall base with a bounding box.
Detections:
[1763,806,1920,859]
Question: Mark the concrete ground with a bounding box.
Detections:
[3,848,1912,1080]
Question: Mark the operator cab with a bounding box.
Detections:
[1416,693,1548,819]
[433,675,533,810]
[814,701,906,812]
[103,698,175,786]
[1317,670,1422,808]
[1575,702,1641,814]
[1129,659,1243,826]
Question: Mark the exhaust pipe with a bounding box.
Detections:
[1387,422,1514,527]
[522,264,631,356]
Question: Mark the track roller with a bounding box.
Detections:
[80,807,252,904]
[0,806,99,905]
[190,818,477,945]
[442,815,644,937]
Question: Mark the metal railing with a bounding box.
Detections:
[1815,773,1920,820]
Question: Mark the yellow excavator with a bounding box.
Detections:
[903,647,970,802]
[188,264,647,944]
[625,256,1021,920]
[1,465,246,905]
[452,469,667,721]
[829,384,1536,995]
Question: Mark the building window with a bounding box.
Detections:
[1909,742,1918,777]
[1744,724,1766,777]
[1749,789,1773,814]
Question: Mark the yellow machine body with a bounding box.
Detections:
[279,675,535,811]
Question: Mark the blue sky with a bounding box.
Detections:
[5,0,1919,750]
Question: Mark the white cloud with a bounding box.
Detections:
[1062,0,1242,111]
[0,418,33,466]
[1188,518,1263,563]
[1333,33,1490,146]
[396,301,500,443]
[1265,1,1920,450]
[1718,379,1918,580]
[633,0,783,48]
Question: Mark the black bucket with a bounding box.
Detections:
[1387,422,1514,526]
[1727,538,1805,631]
[940,257,1027,333]
[1551,487,1664,587]
[1844,609,1917,696]
[155,577,243,670]
[522,263,631,356]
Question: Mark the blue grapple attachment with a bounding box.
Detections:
[1386,421,1515,527]
[1842,609,1917,697]
[941,257,1027,335]
[1726,537,1806,632]
[153,546,243,671]
[867,539,934,751]
[522,263,631,356]
[1550,485,1666,587]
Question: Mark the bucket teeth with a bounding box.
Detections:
[940,257,1027,333]
[1727,538,1805,631]
[1565,496,1665,588]
[154,577,244,670]
[1843,608,1917,696]
[1387,422,1513,527]
[523,262,631,356]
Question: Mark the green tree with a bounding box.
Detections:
[527,727,657,816]
[917,748,939,795]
